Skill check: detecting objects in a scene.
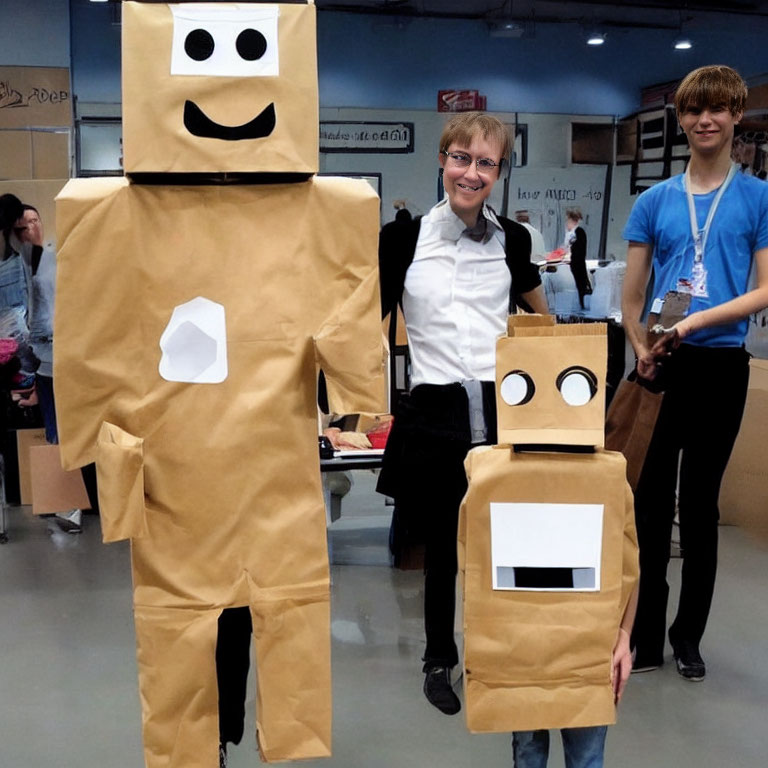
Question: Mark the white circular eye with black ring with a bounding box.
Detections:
[556,366,597,406]
[500,370,535,406]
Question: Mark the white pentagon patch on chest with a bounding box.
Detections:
[159,296,228,383]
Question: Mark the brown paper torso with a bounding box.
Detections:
[459,446,638,733]
[54,175,385,763]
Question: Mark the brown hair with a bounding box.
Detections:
[674,65,747,117]
[565,207,583,222]
[439,112,511,165]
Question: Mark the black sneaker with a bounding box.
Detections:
[672,640,706,682]
[423,666,461,715]
[219,744,227,768]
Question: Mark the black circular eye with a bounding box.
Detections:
[236,28,267,61]
[185,29,215,61]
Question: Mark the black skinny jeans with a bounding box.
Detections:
[381,382,497,671]
[630,344,749,663]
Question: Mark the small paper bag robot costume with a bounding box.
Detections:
[54,2,386,765]
[458,315,638,732]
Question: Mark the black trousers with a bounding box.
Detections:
[216,606,252,745]
[630,344,749,663]
[378,382,496,671]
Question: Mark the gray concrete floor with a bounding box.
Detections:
[1,470,767,768]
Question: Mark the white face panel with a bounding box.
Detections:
[170,4,280,77]
[490,502,603,591]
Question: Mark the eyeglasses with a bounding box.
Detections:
[441,151,503,173]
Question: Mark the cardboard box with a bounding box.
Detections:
[16,427,49,505]
[29,443,90,516]
[720,358,768,541]
[0,129,70,180]
[0,66,72,129]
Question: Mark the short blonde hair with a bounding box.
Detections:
[439,112,511,165]
[675,65,747,117]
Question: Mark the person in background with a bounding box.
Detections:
[377,112,548,716]
[514,209,547,262]
[0,194,37,392]
[14,204,100,531]
[565,207,592,309]
[621,65,768,681]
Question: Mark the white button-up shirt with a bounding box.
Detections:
[402,199,510,388]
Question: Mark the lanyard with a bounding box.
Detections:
[684,162,738,264]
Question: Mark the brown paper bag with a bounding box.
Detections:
[17,427,48,505]
[605,374,663,491]
[29,444,90,516]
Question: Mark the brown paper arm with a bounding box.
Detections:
[314,267,387,415]
[54,178,141,470]
[619,479,640,617]
[95,421,147,543]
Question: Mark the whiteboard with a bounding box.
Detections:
[505,165,608,259]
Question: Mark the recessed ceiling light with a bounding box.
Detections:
[587,33,606,46]
[674,37,693,50]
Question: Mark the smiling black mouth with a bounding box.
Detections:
[183,100,276,141]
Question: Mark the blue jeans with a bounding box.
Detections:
[513,727,608,768]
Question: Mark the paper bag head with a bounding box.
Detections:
[496,315,607,447]
[122,1,318,174]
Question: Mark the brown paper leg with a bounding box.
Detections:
[134,605,220,768]
[250,586,332,762]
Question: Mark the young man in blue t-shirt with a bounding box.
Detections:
[621,65,768,681]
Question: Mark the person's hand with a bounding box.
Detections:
[335,431,372,450]
[11,385,37,407]
[322,427,372,450]
[635,348,658,381]
[611,627,633,704]
[649,327,681,361]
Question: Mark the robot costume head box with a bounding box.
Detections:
[459,315,638,733]
[122,1,317,175]
[496,314,607,448]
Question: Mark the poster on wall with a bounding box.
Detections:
[0,66,72,129]
[507,165,608,259]
[320,121,414,153]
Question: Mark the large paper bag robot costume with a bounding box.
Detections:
[458,315,638,732]
[54,1,386,765]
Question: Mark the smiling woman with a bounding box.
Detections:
[376,111,548,717]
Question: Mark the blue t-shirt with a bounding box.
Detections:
[623,170,768,346]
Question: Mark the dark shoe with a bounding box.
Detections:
[672,640,706,681]
[423,666,461,715]
[219,744,227,768]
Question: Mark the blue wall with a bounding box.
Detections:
[5,3,768,116]
[316,12,768,115]
[0,0,70,68]
[69,0,121,105]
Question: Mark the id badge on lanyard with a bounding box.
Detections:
[679,163,738,299]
